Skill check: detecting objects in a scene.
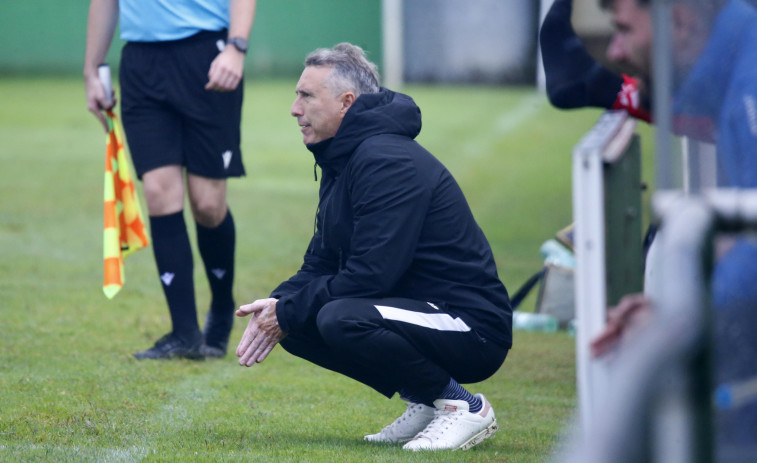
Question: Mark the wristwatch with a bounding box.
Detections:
[227,37,248,54]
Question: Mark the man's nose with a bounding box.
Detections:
[606,35,626,64]
[291,99,302,117]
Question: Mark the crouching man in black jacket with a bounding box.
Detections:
[235,42,512,451]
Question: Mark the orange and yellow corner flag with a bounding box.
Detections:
[103,109,149,299]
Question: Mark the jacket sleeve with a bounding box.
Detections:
[540,0,623,110]
[275,143,431,334]
[270,232,338,298]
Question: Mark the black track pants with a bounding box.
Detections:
[279,297,508,404]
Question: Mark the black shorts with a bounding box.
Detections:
[119,30,245,179]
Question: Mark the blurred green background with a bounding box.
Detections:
[0,1,382,76]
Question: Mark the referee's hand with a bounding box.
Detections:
[84,72,116,132]
[205,47,245,92]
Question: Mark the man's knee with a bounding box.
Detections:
[190,197,227,227]
[142,166,185,215]
[187,175,228,227]
[316,299,375,348]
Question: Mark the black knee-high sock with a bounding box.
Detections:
[196,210,235,310]
[196,211,236,346]
[150,211,199,340]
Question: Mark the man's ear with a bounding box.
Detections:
[340,92,356,114]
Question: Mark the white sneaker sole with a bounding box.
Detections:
[404,417,499,451]
[364,436,414,444]
[458,418,498,451]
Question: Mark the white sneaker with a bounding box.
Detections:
[402,394,498,451]
[364,401,436,443]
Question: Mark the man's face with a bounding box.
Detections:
[291,66,350,145]
[606,0,653,81]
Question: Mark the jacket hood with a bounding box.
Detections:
[306,88,422,175]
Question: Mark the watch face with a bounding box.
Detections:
[229,37,248,53]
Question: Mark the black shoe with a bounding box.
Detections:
[202,306,235,357]
[199,344,227,359]
[134,332,203,360]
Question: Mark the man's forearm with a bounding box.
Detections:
[228,0,257,40]
[83,0,119,79]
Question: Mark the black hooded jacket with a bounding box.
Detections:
[272,88,513,348]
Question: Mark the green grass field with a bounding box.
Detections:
[0,77,653,462]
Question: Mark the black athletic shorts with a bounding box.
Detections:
[119,29,245,179]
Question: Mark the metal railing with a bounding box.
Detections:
[560,190,757,463]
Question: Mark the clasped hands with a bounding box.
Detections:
[235,297,287,366]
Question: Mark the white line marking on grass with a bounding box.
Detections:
[86,445,150,462]
[150,366,241,430]
[462,93,546,160]
[6,367,243,461]
[0,443,149,462]
[494,93,546,135]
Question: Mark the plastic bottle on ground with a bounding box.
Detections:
[512,311,559,333]
[540,239,576,268]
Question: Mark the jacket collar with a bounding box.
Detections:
[306,88,422,177]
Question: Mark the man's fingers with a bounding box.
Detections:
[235,298,279,365]
[235,318,260,356]
[246,337,275,365]
[256,343,275,364]
[87,102,109,133]
[205,50,242,92]
[590,325,621,358]
[237,298,277,317]
[205,74,238,92]
[206,64,225,91]
[239,329,278,366]
[250,337,273,364]
[97,113,109,132]
[236,301,263,317]
[240,335,263,366]
[238,323,265,366]
[101,93,117,111]
[236,305,253,317]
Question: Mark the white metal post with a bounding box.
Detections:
[572,128,609,437]
[572,111,636,439]
[382,0,404,89]
[536,0,556,92]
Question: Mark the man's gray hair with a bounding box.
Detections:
[305,42,381,97]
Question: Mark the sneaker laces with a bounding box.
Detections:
[381,402,425,434]
[414,409,462,441]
